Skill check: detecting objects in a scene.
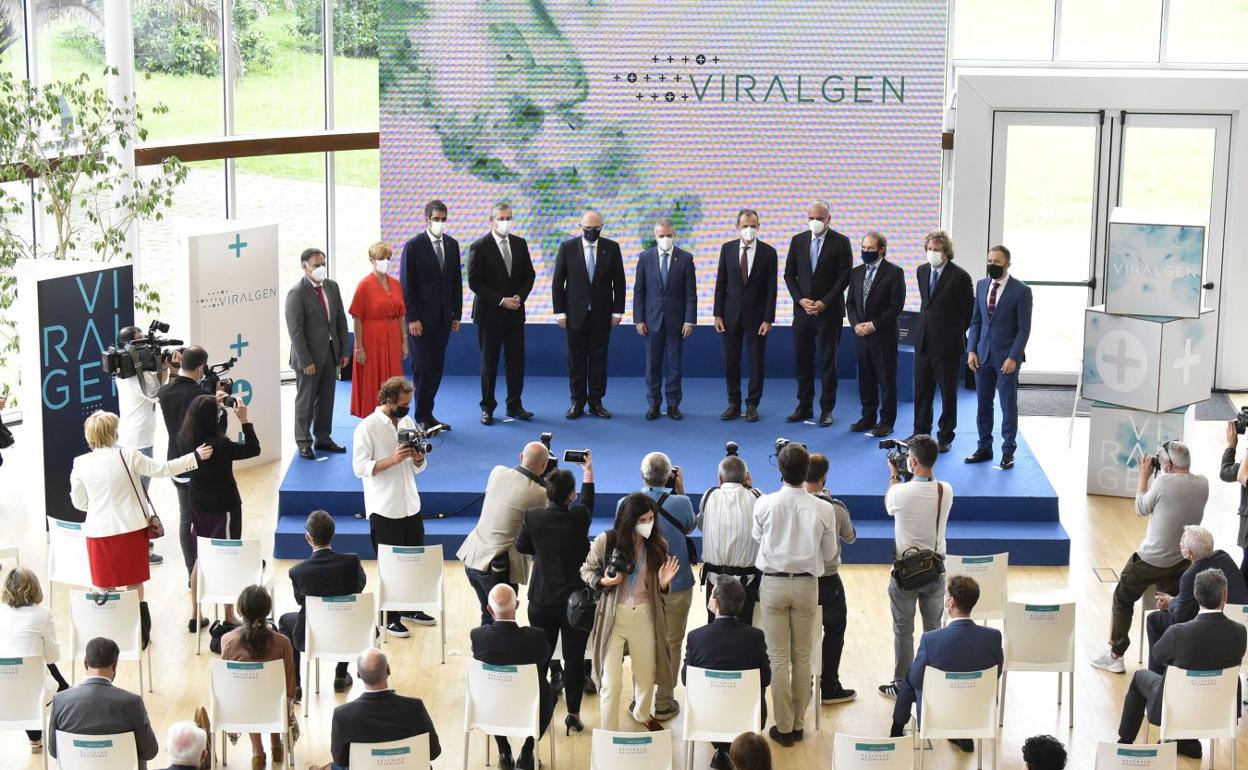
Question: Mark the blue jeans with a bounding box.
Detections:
[464,567,516,627]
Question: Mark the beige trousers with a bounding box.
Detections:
[654,587,693,712]
[600,602,657,731]
[759,574,818,733]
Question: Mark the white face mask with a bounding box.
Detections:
[926,250,944,269]
[427,221,445,237]
[808,219,827,235]
[739,226,758,243]
[656,236,675,252]
[310,265,328,283]
[494,220,512,237]
[373,259,390,274]
[635,520,654,540]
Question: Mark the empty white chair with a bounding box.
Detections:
[1144,666,1238,769]
[462,659,553,770]
[682,666,763,770]
[209,659,292,767]
[376,544,445,662]
[916,666,999,770]
[832,733,915,770]
[67,590,152,693]
[590,729,673,770]
[302,592,378,716]
[0,655,47,739]
[350,735,432,770]
[1093,741,1177,770]
[0,542,19,569]
[1138,584,1157,665]
[54,731,138,770]
[944,554,1008,622]
[47,518,94,611]
[1000,600,1076,727]
[194,537,270,655]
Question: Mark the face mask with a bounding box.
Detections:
[310,265,328,283]
[861,250,879,264]
[656,236,675,252]
[427,220,445,237]
[808,219,827,236]
[494,220,512,237]
[390,403,409,420]
[739,226,758,243]
[986,262,1005,280]
[582,227,601,243]
[635,520,654,539]
[373,259,390,274]
[926,250,944,269]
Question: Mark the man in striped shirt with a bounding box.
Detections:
[697,455,762,624]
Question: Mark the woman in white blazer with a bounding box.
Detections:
[0,567,70,754]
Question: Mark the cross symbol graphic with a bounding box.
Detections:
[636,92,644,101]
[229,333,249,359]
[650,92,659,100]
[674,74,681,82]
[613,73,620,81]
[658,74,665,81]
[666,55,674,63]
[651,55,660,63]
[228,233,248,259]
[682,55,690,63]
[712,56,720,63]
[232,378,253,406]
[1103,336,1143,386]
[1173,337,1201,385]
[681,93,689,101]
[696,54,706,65]
[643,74,651,81]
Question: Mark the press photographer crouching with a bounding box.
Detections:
[1222,414,1248,584]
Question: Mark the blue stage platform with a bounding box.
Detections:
[275,374,1069,566]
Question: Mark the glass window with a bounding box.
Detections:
[1028,286,1090,374]
[234,0,323,133]
[1059,0,1163,62]
[953,0,1055,60]
[1166,0,1248,64]
[332,0,378,130]
[1,3,25,78]
[34,0,105,87]
[0,180,33,395]
[333,149,380,285]
[132,1,224,139]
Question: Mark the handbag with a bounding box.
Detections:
[655,492,699,566]
[566,585,599,633]
[119,450,165,539]
[890,481,945,590]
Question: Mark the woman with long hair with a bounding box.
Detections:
[580,492,680,731]
[220,585,296,769]
[0,567,71,754]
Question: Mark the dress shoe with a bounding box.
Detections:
[507,405,534,420]
[588,403,612,418]
[949,739,975,753]
[565,403,584,419]
[964,448,993,464]
[426,417,451,432]
[516,747,537,770]
[999,453,1015,470]
[667,406,682,420]
[938,442,952,453]
[481,411,494,426]
[792,729,804,742]
[720,404,741,421]
[188,616,209,633]
[333,672,353,693]
[819,412,833,427]
[315,440,347,453]
[298,446,316,460]
[496,750,515,770]
[870,424,894,437]
[767,726,795,748]
[564,714,584,735]
[148,545,163,565]
[1175,739,1203,759]
[710,747,734,770]
[785,408,813,423]
[646,405,661,420]
[744,405,759,422]
[653,702,680,721]
[849,418,876,432]
[643,719,663,732]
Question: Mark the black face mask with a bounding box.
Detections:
[986,263,1005,280]
[582,227,601,243]
[390,403,410,420]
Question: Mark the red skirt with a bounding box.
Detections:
[85,529,151,588]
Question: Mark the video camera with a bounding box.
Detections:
[201,358,237,407]
[605,547,635,579]
[101,320,183,393]
[725,441,739,457]
[397,423,443,455]
[880,439,913,481]
[540,432,558,476]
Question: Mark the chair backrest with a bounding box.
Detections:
[1222,604,1248,668]
[944,553,1008,620]
[1093,741,1177,770]
[304,593,378,662]
[0,543,19,572]
[54,731,138,770]
[377,544,444,612]
[69,590,142,660]
[681,666,763,743]
[47,518,93,590]
[1003,600,1076,672]
[917,666,999,739]
[831,734,915,770]
[349,734,432,770]
[590,729,674,770]
[195,538,264,605]
[464,659,541,738]
[1159,665,1239,740]
[0,655,46,730]
[209,658,287,734]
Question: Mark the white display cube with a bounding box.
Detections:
[1105,208,1205,319]
[1087,402,1194,497]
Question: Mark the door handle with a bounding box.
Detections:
[1203,282,1215,290]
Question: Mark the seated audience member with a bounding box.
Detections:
[160,721,208,770]
[1117,568,1246,759]
[682,576,770,770]
[729,732,773,770]
[469,584,554,770]
[48,637,159,769]
[890,576,1003,754]
[697,455,761,624]
[1,566,70,754]
[803,452,857,704]
[220,585,296,767]
[329,648,441,769]
[277,510,367,698]
[1022,734,1067,770]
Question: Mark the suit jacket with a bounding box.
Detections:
[515,486,594,606]
[783,229,854,319]
[681,616,771,707]
[1167,552,1248,624]
[552,237,626,329]
[845,258,906,346]
[288,548,368,649]
[467,233,536,327]
[913,260,974,360]
[456,465,548,584]
[714,239,777,327]
[633,246,696,330]
[967,276,1032,367]
[157,375,226,472]
[49,678,159,767]
[470,620,553,724]
[285,276,350,369]
[400,231,462,329]
[330,689,442,768]
[1149,611,1248,720]
[897,618,1003,721]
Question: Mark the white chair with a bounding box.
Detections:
[67,590,152,693]
[47,518,94,612]
[1222,603,1248,668]
[209,659,292,767]
[832,733,915,770]
[0,542,19,569]
[1144,666,1238,769]
[462,659,553,770]
[0,654,48,758]
[1000,600,1075,727]
[376,544,445,662]
[53,731,138,770]
[1094,741,1177,770]
[1138,584,1157,664]
[302,592,378,716]
[915,666,999,770]
[194,537,271,655]
[350,735,432,770]
[590,729,673,770]
[682,666,763,770]
[944,554,1008,622]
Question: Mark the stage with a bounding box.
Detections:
[275,375,1068,565]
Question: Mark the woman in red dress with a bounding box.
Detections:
[350,241,409,417]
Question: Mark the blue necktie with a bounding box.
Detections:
[660,251,669,287]
[929,267,938,296]
[863,264,877,298]
[587,243,595,282]
[810,235,822,272]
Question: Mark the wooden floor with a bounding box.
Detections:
[2,388,1246,770]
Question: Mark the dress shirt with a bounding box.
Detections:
[751,485,838,575]
[884,478,953,556]
[351,407,427,519]
[631,487,697,592]
[553,237,622,321]
[810,232,825,271]
[70,445,199,538]
[306,275,330,318]
[116,373,160,449]
[697,482,760,568]
[0,604,62,663]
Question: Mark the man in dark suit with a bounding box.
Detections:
[634,217,697,420]
[783,201,853,426]
[400,200,462,431]
[714,209,777,422]
[552,210,626,419]
[683,576,770,769]
[965,245,1032,470]
[470,584,553,770]
[468,203,537,425]
[845,232,906,437]
[890,576,1003,754]
[48,637,159,769]
[1117,569,1246,759]
[330,648,441,768]
[277,510,367,697]
[912,230,974,452]
[286,247,350,460]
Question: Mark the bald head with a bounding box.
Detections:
[357,647,390,689]
[488,583,518,620]
[580,210,603,228]
[520,442,549,474]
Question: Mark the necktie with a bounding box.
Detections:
[810,235,821,272]
[863,264,876,298]
[586,243,596,282]
[434,238,445,271]
[929,267,939,296]
[499,237,513,276]
[988,280,1000,319]
[660,251,669,287]
[314,284,330,320]
[739,244,749,283]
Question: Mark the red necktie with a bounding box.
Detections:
[988,280,999,319]
[739,245,749,283]
[315,284,330,320]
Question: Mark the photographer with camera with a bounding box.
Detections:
[697,453,761,625]
[804,453,858,705]
[352,376,436,637]
[1221,415,1248,583]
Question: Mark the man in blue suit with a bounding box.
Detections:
[400,200,462,430]
[633,217,696,420]
[889,575,1003,754]
[965,245,1032,470]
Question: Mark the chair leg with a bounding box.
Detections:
[1068,671,1074,728]
[486,734,491,766]
[918,740,925,770]
[138,655,144,694]
[550,727,556,770]
[303,658,311,718]
[195,599,202,656]
[462,732,470,770]
[315,657,320,694]
[686,741,694,770]
[146,644,153,693]
[976,738,982,770]
[999,672,1008,727]
[222,730,228,765]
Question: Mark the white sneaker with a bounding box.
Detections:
[1090,650,1125,673]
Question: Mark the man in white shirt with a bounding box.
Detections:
[697,454,761,624]
[114,325,172,565]
[751,442,839,747]
[351,376,434,636]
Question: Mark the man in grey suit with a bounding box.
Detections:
[286,247,350,460]
[49,637,159,768]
